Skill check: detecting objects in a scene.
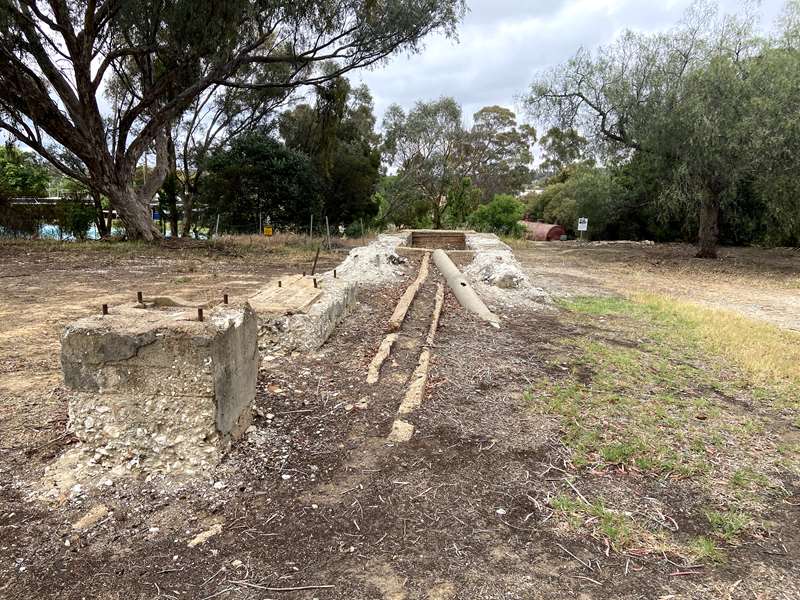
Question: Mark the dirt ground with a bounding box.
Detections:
[514,241,800,331]
[0,238,798,599]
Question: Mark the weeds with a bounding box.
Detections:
[528,294,800,558]
[705,510,751,542]
[689,536,725,562]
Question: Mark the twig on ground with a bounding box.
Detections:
[556,543,594,570]
[570,575,602,585]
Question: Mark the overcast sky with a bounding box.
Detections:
[354,0,786,127]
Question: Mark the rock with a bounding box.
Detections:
[72,504,109,531]
[187,523,223,548]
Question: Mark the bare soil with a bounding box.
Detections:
[0,239,798,599]
[514,241,800,331]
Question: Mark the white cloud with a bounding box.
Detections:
[354,0,786,128]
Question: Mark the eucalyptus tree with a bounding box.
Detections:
[467,105,535,201]
[0,0,465,240]
[538,127,590,178]
[174,82,289,236]
[280,77,381,224]
[382,97,468,229]
[525,2,772,257]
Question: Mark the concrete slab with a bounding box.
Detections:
[254,274,357,354]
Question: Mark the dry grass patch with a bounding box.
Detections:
[526,294,800,561]
[632,293,800,389]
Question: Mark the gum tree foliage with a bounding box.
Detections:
[280,77,381,225]
[382,97,467,229]
[172,82,291,237]
[0,0,466,240]
[466,106,536,201]
[525,1,800,257]
[383,99,534,228]
[537,127,591,178]
[199,133,321,234]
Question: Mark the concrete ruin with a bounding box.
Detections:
[354,229,549,307]
[50,230,545,487]
[57,301,257,478]
[251,273,358,354]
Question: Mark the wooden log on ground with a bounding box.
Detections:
[397,283,444,416]
[387,252,430,331]
[366,332,399,384]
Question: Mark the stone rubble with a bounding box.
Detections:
[334,233,410,284]
[463,233,550,309]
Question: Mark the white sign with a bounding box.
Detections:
[577,217,589,232]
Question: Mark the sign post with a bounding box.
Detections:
[263,216,273,237]
[577,217,588,241]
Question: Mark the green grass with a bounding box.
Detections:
[528,294,800,558]
[705,510,751,542]
[689,536,725,562]
[549,493,642,551]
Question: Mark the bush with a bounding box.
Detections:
[526,165,625,239]
[55,200,96,240]
[467,194,525,236]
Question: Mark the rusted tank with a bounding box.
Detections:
[522,221,566,241]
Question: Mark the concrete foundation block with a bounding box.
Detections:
[59,302,257,474]
[254,275,357,354]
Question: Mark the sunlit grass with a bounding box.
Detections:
[631,293,800,389]
[527,294,800,558]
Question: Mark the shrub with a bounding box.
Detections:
[467,194,525,236]
[56,200,96,240]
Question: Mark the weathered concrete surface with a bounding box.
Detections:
[335,233,410,284]
[433,249,500,325]
[255,275,358,354]
[58,301,257,478]
[463,233,550,309]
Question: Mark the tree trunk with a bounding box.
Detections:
[181,189,194,237]
[105,205,114,236]
[166,133,180,237]
[108,183,162,241]
[696,188,720,259]
[91,190,109,237]
[109,128,170,241]
[432,198,443,229]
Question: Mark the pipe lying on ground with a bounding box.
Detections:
[432,249,500,326]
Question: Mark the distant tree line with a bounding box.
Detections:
[0,0,466,240]
[1,0,799,257]
[525,0,800,257]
